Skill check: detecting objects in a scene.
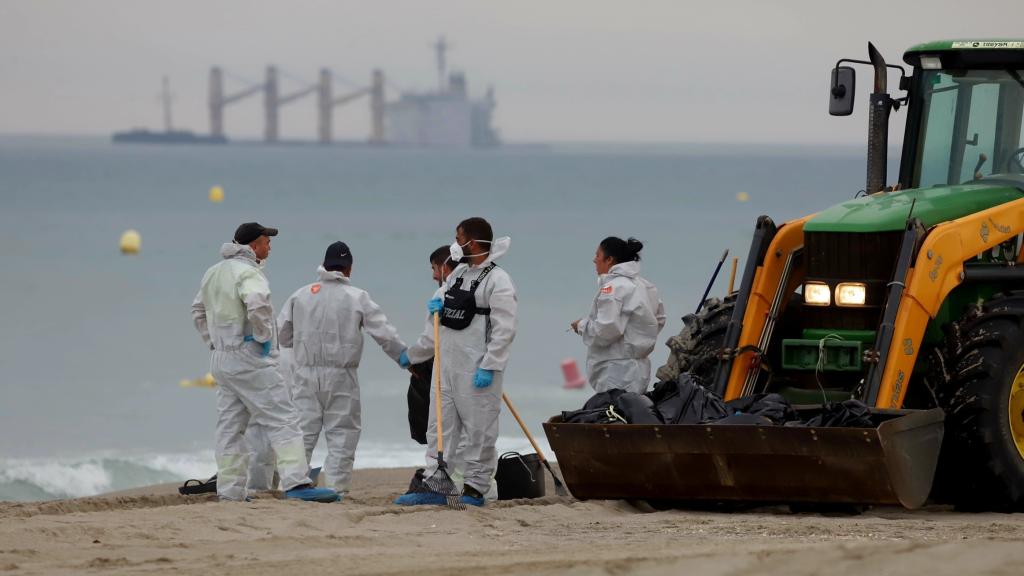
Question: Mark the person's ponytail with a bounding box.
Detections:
[625,237,644,262]
[599,236,644,264]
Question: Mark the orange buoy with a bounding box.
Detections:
[561,358,586,389]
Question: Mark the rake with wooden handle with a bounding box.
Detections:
[421,311,464,509]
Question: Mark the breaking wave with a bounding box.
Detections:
[0,436,548,502]
[0,451,217,502]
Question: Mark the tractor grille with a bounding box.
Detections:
[802,231,903,330]
[805,231,902,282]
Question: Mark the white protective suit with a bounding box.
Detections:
[191,243,311,500]
[244,347,295,491]
[277,267,407,494]
[577,261,666,394]
[406,237,517,495]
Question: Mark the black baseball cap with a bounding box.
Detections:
[234,222,279,245]
[324,241,353,268]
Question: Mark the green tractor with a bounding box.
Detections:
[545,40,1024,510]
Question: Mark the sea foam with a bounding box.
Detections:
[0,435,551,502]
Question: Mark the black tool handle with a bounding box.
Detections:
[696,250,729,314]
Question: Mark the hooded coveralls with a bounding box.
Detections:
[244,348,295,491]
[406,238,517,495]
[191,243,311,500]
[278,267,407,493]
[577,261,666,394]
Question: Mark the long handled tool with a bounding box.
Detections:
[502,392,569,497]
[423,312,464,509]
[727,256,739,294]
[695,249,729,313]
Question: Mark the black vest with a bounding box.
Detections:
[440,263,496,330]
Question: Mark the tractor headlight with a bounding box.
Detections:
[835,282,867,306]
[920,56,943,70]
[804,282,831,306]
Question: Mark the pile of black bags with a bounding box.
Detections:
[561,373,874,429]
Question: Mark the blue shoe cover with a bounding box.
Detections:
[393,491,447,506]
[460,495,485,507]
[285,486,341,503]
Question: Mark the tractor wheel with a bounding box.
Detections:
[656,294,736,384]
[939,291,1024,511]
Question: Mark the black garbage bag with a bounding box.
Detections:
[709,413,774,426]
[407,360,432,445]
[725,393,796,424]
[562,390,626,424]
[646,373,729,424]
[615,392,663,424]
[562,389,663,424]
[561,407,621,424]
[800,399,874,428]
[583,389,626,410]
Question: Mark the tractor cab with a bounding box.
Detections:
[831,41,1024,191]
[904,43,1024,191]
[908,65,1024,188]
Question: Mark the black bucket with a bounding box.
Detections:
[496,451,546,500]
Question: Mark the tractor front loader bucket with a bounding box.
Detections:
[543,408,944,509]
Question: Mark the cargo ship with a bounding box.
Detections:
[112,129,227,145]
[111,76,227,145]
[383,37,499,148]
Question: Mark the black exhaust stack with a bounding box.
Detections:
[866,42,893,194]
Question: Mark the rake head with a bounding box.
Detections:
[544,460,570,497]
[422,461,464,510]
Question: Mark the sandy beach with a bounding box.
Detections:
[2,467,1023,575]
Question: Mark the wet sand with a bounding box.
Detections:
[2,467,1024,575]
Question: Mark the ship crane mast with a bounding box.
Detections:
[161,76,173,132]
[434,35,449,92]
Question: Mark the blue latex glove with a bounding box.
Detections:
[474,368,494,389]
[243,335,272,357]
[399,349,411,368]
[427,297,444,314]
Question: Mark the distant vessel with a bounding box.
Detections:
[112,76,227,145]
[112,129,227,145]
[114,40,499,147]
[383,36,499,148]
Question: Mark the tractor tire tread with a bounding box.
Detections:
[657,294,736,384]
[937,290,1024,511]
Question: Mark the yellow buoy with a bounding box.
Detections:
[180,373,217,389]
[735,191,750,203]
[209,185,224,203]
[119,229,141,254]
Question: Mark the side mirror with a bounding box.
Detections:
[829,66,856,116]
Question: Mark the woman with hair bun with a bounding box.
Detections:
[571,237,666,394]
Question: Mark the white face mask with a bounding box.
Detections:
[449,239,490,263]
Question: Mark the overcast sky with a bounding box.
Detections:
[1,0,1021,144]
